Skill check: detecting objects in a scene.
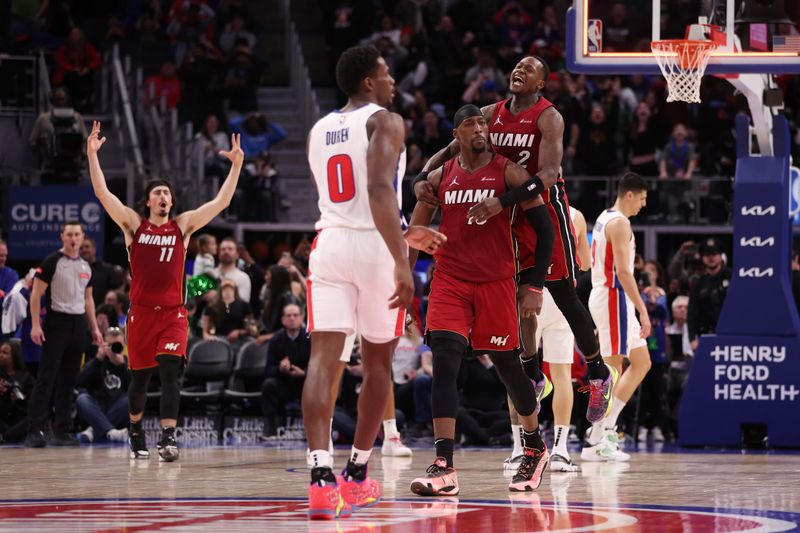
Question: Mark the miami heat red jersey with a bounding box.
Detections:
[128,219,186,307]
[435,154,516,282]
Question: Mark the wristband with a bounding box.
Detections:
[499,175,545,208]
[527,286,543,294]
[411,170,430,188]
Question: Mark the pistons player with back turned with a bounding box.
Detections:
[87,121,244,461]
[408,104,555,495]
[416,56,618,429]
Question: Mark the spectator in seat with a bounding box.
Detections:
[457,352,512,446]
[193,113,231,188]
[144,60,182,110]
[202,278,253,350]
[53,28,102,112]
[80,237,121,307]
[229,113,287,159]
[628,102,660,177]
[192,234,218,278]
[219,14,256,59]
[218,237,252,303]
[29,87,88,184]
[104,290,128,329]
[0,241,19,320]
[256,265,300,345]
[237,150,286,222]
[0,340,35,443]
[223,44,260,113]
[76,328,130,443]
[277,252,306,307]
[260,303,309,439]
[391,321,432,431]
[658,123,699,222]
[638,260,669,443]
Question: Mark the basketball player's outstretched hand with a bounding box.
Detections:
[414,180,439,208]
[219,133,244,166]
[389,263,414,309]
[87,121,107,154]
[467,197,502,223]
[404,225,447,254]
[639,313,651,339]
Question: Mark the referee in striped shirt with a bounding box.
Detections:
[25,221,103,448]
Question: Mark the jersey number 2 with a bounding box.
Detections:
[327,154,355,203]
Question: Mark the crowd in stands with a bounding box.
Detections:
[2,1,799,448]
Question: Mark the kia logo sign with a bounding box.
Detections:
[740,205,776,216]
[739,267,774,278]
[740,236,775,247]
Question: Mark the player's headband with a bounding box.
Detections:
[453,104,484,128]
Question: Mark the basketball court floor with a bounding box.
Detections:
[2,443,799,531]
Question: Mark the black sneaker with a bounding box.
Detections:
[25,430,47,448]
[50,432,79,447]
[129,429,149,459]
[157,427,179,462]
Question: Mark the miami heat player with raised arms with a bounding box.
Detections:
[87,121,244,462]
[408,104,554,496]
[417,56,617,425]
[303,45,445,520]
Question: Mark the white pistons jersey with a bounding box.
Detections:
[308,103,406,231]
[591,209,634,289]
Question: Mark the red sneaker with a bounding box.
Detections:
[339,468,382,508]
[308,482,352,520]
[410,457,460,496]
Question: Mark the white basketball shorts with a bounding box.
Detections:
[588,286,646,357]
[533,287,574,364]
[308,228,405,344]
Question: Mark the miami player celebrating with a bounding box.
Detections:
[87,121,244,462]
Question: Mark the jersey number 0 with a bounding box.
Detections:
[326,154,356,203]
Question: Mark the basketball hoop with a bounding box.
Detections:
[651,40,717,103]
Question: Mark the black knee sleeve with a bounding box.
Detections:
[129,367,154,416]
[488,350,536,417]
[547,278,600,357]
[157,355,182,420]
[429,333,466,420]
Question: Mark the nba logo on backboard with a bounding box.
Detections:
[587,19,602,52]
[790,166,800,225]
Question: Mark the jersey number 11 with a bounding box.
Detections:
[159,247,174,262]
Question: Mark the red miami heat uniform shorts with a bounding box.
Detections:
[425,269,519,351]
[127,304,189,370]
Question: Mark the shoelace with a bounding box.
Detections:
[578,381,604,408]
[426,463,449,476]
[516,450,541,479]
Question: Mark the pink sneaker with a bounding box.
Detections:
[508,446,550,492]
[410,457,460,496]
[339,468,382,509]
[308,482,352,520]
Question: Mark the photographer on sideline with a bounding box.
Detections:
[76,327,130,443]
[0,340,34,443]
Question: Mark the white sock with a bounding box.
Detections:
[588,421,605,446]
[511,424,523,454]
[553,424,570,455]
[383,419,399,439]
[349,446,372,465]
[309,449,332,469]
[605,397,626,430]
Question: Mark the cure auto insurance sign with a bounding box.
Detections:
[7,185,104,259]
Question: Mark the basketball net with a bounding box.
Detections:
[651,40,717,103]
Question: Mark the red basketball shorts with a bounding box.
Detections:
[127,304,189,370]
[425,269,519,351]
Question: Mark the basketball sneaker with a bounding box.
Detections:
[508,446,549,492]
[308,467,352,520]
[381,435,413,457]
[603,429,631,461]
[410,457,460,496]
[129,429,149,459]
[533,374,554,415]
[549,452,579,472]
[339,463,382,508]
[580,365,619,423]
[157,427,179,462]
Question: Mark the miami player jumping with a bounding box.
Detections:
[87,121,244,462]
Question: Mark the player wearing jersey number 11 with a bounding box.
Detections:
[87,121,244,463]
